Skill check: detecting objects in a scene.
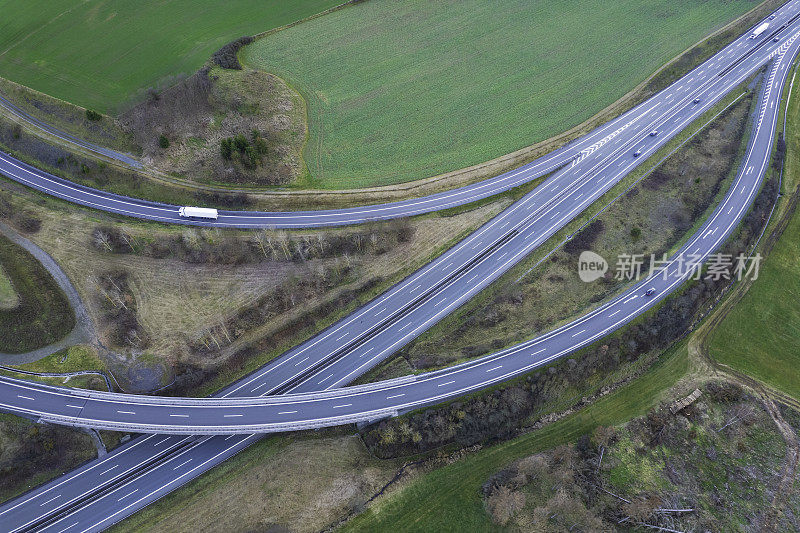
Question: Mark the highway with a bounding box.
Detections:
[0,3,797,531]
[0,13,789,231]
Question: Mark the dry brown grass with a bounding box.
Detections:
[123,67,306,187]
[0,180,507,378]
[114,434,397,533]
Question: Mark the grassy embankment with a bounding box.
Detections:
[0,345,109,390]
[244,0,767,189]
[0,233,73,353]
[0,263,16,308]
[708,65,800,401]
[343,343,689,532]
[0,0,343,114]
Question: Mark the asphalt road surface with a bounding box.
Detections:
[1,3,798,531]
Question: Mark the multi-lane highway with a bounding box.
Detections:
[1,3,797,531]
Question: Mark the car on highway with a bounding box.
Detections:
[693,97,701,104]
[775,36,781,42]
[645,287,656,296]
[650,130,659,137]
[770,14,777,20]
[633,149,642,157]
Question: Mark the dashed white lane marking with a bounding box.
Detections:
[172,460,192,471]
[609,309,622,317]
[65,404,83,409]
[486,365,503,372]
[117,410,135,415]
[571,329,586,337]
[438,380,456,387]
[224,414,243,418]
[360,346,376,358]
[169,414,189,418]
[39,495,61,507]
[333,404,352,408]
[154,437,171,446]
[55,521,79,533]
[99,465,118,476]
[295,356,309,366]
[17,395,34,401]
[387,393,405,399]
[278,410,297,415]
[117,489,138,502]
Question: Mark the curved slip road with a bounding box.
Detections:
[1,4,798,531]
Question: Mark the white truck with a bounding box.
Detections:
[750,22,770,39]
[178,206,219,220]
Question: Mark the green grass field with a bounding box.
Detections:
[708,79,800,401]
[0,0,341,114]
[343,343,688,532]
[243,0,762,188]
[0,264,17,308]
[0,234,74,353]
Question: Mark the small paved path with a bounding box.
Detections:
[0,221,96,364]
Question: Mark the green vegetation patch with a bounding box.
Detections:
[0,0,343,113]
[343,342,688,532]
[11,345,105,374]
[0,263,17,309]
[0,413,95,503]
[0,234,74,353]
[244,0,761,188]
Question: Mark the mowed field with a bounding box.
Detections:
[243,0,764,188]
[0,0,341,113]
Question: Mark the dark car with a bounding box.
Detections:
[645,287,656,296]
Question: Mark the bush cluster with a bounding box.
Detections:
[91,219,415,265]
[85,109,102,121]
[94,270,148,349]
[211,36,254,70]
[220,130,268,167]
